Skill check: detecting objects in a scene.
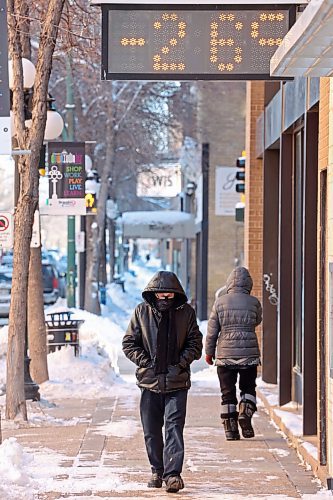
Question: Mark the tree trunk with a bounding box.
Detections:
[28,245,49,384]
[84,217,101,315]
[21,9,49,386]
[6,0,65,420]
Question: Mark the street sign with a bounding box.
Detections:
[76,231,85,252]
[31,210,41,248]
[101,4,294,80]
[0,211,13,249]
[0,0,11,154]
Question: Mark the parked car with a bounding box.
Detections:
[0,268,12,318]
[42,251,66,298]
[42,261,59,305]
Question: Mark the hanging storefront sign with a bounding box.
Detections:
[40,142,86,215]
[0,0,11,155]
[215,166,240,216]
[99,4,295,80]
[137,165,181,198]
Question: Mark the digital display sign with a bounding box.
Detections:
[102,5,294,80]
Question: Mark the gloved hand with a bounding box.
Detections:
[205,354,214,365]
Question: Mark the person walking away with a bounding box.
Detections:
[123,270,202,493]
[205,266,262,440]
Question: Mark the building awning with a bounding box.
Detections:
[121,211,196,239]
[271,0,333,77]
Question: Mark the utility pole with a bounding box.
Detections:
[66,55,76,307]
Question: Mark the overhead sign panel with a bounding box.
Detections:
[102,5,294,80]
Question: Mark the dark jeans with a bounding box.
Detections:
[217,366,257,415]
[140,388,188,480]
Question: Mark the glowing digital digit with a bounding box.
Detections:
[153,12,186,72]
[251,11,285,48]
[210,13,243,73]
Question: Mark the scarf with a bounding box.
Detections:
[155,307,178,375]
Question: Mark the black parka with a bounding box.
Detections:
[122,271,202,393]
[205,267,262,366]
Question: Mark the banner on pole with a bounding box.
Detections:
[40,142,86,215]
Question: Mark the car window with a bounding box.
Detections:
[42,264,56,288]
[0,272,13,282]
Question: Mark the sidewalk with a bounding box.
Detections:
[257,381,328,487]
[1,377,327,499]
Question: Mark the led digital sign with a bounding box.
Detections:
[102,5,294,80]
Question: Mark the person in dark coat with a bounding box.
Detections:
[205,266,262,441]
[123,270,202,493]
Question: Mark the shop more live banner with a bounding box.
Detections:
[40,142,86,215]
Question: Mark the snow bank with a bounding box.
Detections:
[0,437,32,487]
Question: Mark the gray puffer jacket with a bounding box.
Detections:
[205,267,262,367]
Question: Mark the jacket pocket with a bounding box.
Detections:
[136,366,156,385]
[166,364,190,386]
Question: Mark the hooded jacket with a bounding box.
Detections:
[205,267,262,367]
[122,271,202,393]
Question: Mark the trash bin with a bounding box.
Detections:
[46,311,83,357]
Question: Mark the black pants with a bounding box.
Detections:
[140,388,188,480]
[217,366,257,416]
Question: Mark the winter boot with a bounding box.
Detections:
[238,395,257,439]
[165,475,184,493]
[221,404,240,440]
[147,472,163,488]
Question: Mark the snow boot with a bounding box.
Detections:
[165,475,184,493]
[238,396,256,438]
[147,472,163,488]
[221,404,240,440]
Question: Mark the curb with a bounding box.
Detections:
[257,387,329,487]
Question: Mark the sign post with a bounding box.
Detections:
[0,0,11,154]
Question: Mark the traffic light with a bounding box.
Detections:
[235,153,246,193]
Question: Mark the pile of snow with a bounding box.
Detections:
[40,345,117,399]
[0,438,32,487]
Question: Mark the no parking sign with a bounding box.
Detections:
[0,212,13,249]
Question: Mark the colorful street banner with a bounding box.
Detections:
[40,142,86,215]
